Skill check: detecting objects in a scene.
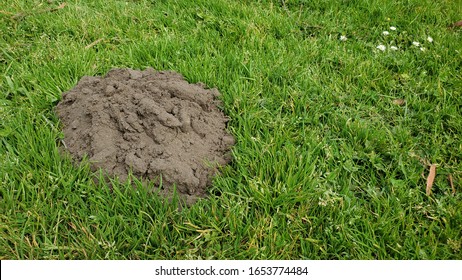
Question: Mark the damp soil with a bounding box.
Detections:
[56,68,234,204]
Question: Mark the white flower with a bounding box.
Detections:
[390,26,397,31]
[420,47,426,51]
[376,45,386,51]
[390,46,398,51]
[427,36,433,43]
[340,35,347,41]
[382,31,390,36]
[318,199,328,207]
[412,41,420,47]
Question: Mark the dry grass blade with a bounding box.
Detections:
[11,2,67,20]
[448,174,455,195]
[85,38,104,49]
[426,164,436,195]
[0,10,14,16]
[54,3,67,11]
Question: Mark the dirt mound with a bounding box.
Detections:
[56,68,234,203]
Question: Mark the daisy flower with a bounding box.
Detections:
[390,26,397,31]
[340,35,347,41]
[376,45,386,51]
[427,36,433,43]
[390,46,398,51]
[412,41,420,47]
[382,31,390,36]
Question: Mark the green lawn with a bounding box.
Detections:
[1,0,461,259]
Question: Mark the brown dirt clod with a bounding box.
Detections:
[56,68,235,204]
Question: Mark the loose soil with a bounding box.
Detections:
[56,68,234,204]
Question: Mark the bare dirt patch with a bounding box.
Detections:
[56,68,234,204]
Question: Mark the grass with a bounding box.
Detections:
[1,0,461,259]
